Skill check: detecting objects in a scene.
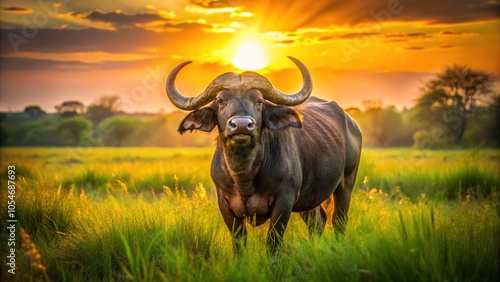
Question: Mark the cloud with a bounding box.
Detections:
[0,23,233,64]
[269,30,380,46]
[404,46,426,51]
[67,9,224,32]
[191,0,240,9]
[83,10,170,28]
[0,57,95,71]
[385,33,428,38]
[272,39,296,45]
[383,33,431,42]
[440,30,461,35]
[403,45,457,51]
[185,4,240,14]
[163,21,212,31]
[382,30,478,43]
[0,56,165,71]
[267,26,474,47]
[267,26,478,48]
[2,6,31,12]
[339,32,379,39]
[0,27,163,55]
[438,30,477,37]
[241,0,499,32]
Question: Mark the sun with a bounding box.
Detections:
[231,42,270,71]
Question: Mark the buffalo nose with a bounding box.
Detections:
[228,117,256,132]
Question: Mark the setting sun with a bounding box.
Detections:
[231,42,269,71]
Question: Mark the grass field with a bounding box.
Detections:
[1,147,499,281]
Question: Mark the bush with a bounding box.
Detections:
[100,116,139,146]
[57,116,93,145]
[413,129,455,149]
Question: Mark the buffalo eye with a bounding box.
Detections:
[257,98,263,106]
[217,98,226,106]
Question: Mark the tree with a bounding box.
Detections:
[367,107,404,147]
[93,95,121,112]
[55,101,85,118]
[86,105,114,125]
[57,117,93,145]
[86,95,121,125]
[23,105,46,120]
[413,65,494,144]
[357,101,405,147]
[462,94,500,146]
[8,121,63,146]
[100,115,138,146]
[0,123,8,145]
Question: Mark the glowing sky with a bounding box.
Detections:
[0,0,499,113]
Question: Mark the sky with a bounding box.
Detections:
[0,0,499,113]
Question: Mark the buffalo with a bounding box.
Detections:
[165,57,362,253]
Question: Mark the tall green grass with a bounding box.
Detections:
[0,147,499,281]
[2,147,215,198]
[359,148,499,200]
[3,147,499,201]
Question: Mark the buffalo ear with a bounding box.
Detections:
[263,104,302,130]
[178,107,216,134]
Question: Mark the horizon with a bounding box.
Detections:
[0,0,499,113]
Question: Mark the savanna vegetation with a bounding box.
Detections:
[1,65,499,149]
[1,147,499,281]
[0,64,498,281]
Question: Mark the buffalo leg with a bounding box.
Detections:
[217,196,247,253]
[332,188,350,234]
[267,197,293,254]
[332,169,357,234]
[299,205,327,237]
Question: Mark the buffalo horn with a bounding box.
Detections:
[165,61,224,111]
[262,56,312,106]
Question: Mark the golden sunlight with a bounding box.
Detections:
[231,42,270,71]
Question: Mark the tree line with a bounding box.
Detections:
[1,65,498,148]
[0,95,215,147]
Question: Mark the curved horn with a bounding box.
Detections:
[263,56,313,106]
[166,61,221,111]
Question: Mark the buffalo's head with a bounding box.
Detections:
[166,56,312,152]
